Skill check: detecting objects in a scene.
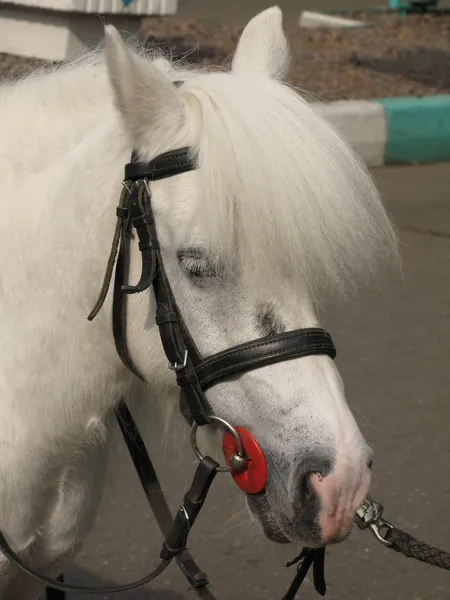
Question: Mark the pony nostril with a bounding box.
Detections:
[293,454,335,505]
[296,471,325,506]
[367,458,374,470]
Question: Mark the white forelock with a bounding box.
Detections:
[179,72,398,301]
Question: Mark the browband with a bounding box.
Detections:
[124,147,196,182]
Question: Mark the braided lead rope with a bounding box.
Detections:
[386,527,450,570]
[355,496,450,571]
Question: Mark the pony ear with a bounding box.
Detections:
[232,6,291,81]
[104,26,183,148]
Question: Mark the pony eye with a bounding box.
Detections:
[177,248,220,280]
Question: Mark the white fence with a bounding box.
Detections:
[0,0,179,61]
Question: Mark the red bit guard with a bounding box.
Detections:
[222,427,267,494]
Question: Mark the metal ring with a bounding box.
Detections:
[190,416,246,473]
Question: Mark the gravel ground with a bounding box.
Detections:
[1,11,449,100]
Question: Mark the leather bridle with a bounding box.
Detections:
[0,135,337,599]
[95,146,337,430]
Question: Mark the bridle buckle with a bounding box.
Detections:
[168,350,188,372]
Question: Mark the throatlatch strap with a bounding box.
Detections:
[87,187,129,322]
[112,196,145,381]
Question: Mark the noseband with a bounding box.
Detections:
[0,134,337,598]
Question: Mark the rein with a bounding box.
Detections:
[0,138,449,598]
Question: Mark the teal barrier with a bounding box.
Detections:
[389,0,438,14]
[376,96,450,164]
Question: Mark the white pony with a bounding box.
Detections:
[0,6,397,598]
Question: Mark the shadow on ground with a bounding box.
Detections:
[42,565,186,600]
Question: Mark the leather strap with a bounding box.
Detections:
[112,194,145,381]
[124,147,196,182]
[152,259,212,426]
[132,184,211,426]
[0,531,171,594]
[282,548,327,599]
[87,188,129,322]
[197,328,336,391]
[115,401,217,597]
[121,183,158,295]
[160,457,218,560]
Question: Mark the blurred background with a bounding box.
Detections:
[0,1,449,599]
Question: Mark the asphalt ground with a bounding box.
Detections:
[60,161,450,600]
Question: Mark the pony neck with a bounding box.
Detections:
[48,117,150,424]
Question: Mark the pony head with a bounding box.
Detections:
[103,6,397,547]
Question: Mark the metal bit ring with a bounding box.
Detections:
[191,416,246,473]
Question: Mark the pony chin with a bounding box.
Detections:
[245,491,323,547]
[245,490,354,547]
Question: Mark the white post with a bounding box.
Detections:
[0,0,179,61]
